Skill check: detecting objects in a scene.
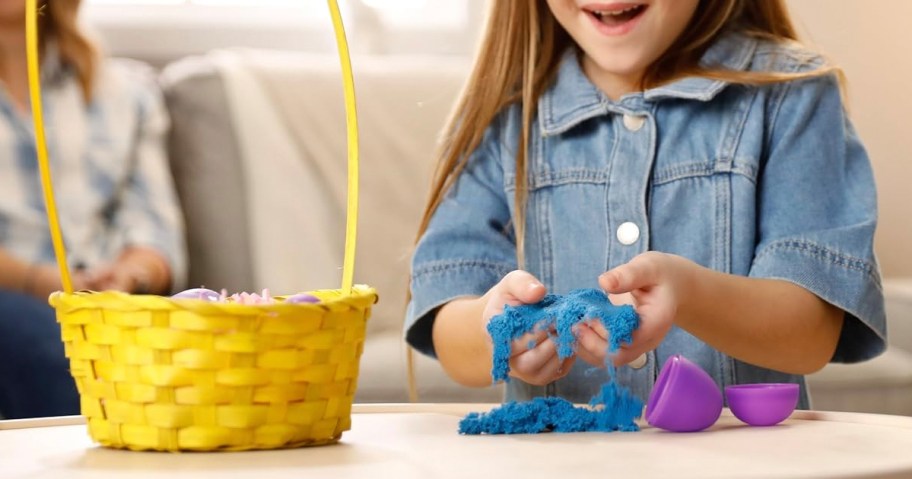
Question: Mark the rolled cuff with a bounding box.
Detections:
[750,239,886,363]
[405,260,514,358]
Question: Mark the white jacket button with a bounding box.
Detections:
[623,114,646,131]
[616,221,640,245]
[629,353,648,369]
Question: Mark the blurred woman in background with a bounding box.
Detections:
[0,0,186,418]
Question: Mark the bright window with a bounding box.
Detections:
[83,0,479,60]
[84,0,469,28]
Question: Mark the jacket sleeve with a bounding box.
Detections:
[750,71,886,363]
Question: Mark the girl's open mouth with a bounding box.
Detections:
[585,3,648,31]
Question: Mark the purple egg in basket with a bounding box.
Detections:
[645,354,723,432]
[171,288,221,302]
[284,293,321,304]
[725,383,799,426]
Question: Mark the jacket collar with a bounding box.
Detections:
[539,32,758,136]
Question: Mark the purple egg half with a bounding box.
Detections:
[725,383,799,427]
[172,288,221,302]
[285,293,320,304]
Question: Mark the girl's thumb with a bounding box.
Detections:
[600,267,635,294]
[502,270,546,303]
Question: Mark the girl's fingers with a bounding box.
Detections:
[608,327,660,367]
[607,346,640,367]
[557,356,576,379]
[500,270,547,305]
[514,349,574,386]
[586,320,609,340]
[575,323,607,363]
[579,322,654,368]
[483,270,547,332]
[510,337,553,374]
[576,341,605,367]
[510,329,550,356]
[607,292,635,307]
[533,354,564,384]
[599,254,660,294]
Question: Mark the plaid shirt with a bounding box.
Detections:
[0,52,186,288]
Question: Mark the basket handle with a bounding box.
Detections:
[328,0,361,294]
[26,0,73,294]
[25,0,362,295]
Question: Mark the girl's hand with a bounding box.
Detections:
[577,252,696,368]
[482,270,575,386]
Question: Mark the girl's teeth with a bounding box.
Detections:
[594,6,640,17]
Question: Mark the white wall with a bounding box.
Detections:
[788,0,912,278]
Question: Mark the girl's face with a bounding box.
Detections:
[546,0,700,98]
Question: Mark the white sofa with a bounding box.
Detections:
[160,49,911,413]
[806,280,912,416]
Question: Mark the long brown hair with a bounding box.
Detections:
[41,0,99,101]
[406,0,836,401]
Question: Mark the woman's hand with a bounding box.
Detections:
[84,247,171,294]
[24,264,90,300]
[482,270,575,386]
[84,262,149,294]
[576,252,697,368]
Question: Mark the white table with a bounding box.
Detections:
[2,404,912,478]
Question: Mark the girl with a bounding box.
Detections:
[0,0,186,417]
[404,0,885,408]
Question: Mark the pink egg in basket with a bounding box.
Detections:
[646,354,723,432]
[725,383,799,426]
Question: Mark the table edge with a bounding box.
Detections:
[2,404,910,430]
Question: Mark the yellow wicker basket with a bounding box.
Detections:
[50,287,377,451]
[25,0,375,451]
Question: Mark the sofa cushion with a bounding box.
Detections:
[160,59,255,293]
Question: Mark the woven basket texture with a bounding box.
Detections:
[50,285,377,451]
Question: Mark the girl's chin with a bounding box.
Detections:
[583,55,645,81]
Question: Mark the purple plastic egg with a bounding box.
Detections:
[285,293,320,304]
[646,354,723,432]
[171,288,221,302]
[725,383,799,426]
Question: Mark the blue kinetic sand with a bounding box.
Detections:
[488,288,639,382]
[459,382,643,434]
[461,288,643,435]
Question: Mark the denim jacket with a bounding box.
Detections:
[405,32,886,409]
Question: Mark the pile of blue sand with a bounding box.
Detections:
[459,288,644,435]
[459,382,643,434]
